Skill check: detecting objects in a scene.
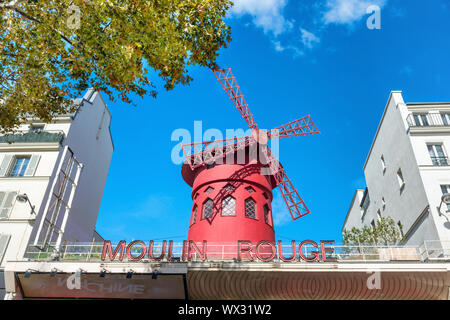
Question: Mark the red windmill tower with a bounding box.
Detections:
[181,69,319,247]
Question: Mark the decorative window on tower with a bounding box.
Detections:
[221,196,236,216]
[205,187,214,194]
[224,184,234,192]
[190,205,197,225]
[245,198,256,219]
[264,204,272,226]
[202,199,214,219]
[245,186,255,193]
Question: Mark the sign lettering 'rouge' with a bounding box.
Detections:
[101,240,336,262]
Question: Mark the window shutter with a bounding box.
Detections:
[0,234,11,265]
[24,155,40,177]
[0,155,13,177]
[0,192,17,219]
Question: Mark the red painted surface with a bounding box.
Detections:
[182,159,276,245]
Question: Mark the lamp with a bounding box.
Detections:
[437,193,450,216]
[152,270,158,279]
[16,193,36,216]
[99,269,107,278]
[24,269,32,278]
[126,270,133,279]
[50,268,57,277]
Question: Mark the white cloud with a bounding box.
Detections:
[300,28,320,49]
[271,40,305,57]
[323,0,386,25]
[230,0,291,36]
[272,40,285,52]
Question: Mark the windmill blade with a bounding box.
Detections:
[182,135,256,170]
[262,146,310,220]
[213,69,258,130]
[268,115,319,140]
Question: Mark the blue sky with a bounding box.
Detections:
[95,0,450,243]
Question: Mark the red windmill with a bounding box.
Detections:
[181,69,319,247]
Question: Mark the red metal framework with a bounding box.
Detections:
[268,115,319,140]
[263,146,309,219]
[213,69,258,130]
[182,136,254,170]
[182,68,319,222]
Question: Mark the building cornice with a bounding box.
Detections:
[409,126,450,135]
[0,143,60,152]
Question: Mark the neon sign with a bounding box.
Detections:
[101,240,336,262]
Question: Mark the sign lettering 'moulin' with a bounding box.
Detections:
[101,240,337,262]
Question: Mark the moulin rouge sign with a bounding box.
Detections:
[101,240,337,262]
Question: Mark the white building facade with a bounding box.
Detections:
[343,91,450,246]
[0,89,113,297]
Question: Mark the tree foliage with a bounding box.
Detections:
[342,216,404,246]
[0,0,232,132]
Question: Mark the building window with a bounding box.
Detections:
[0,191,17,219]
[381,155,386,174]
[397,221,404,238]
[0,234,11,265]
[262,192,269,200]
[441,113,450,126]
[360,188,370,218]
[382,197,386,210]
[370,219,376,230]
[264,204,272,226]
[224,184,234,192]
[221,196,236,216]
[413,113,429,126]
[440,185,450,210]
[202,199,214,219]
[397,169,405,190]
[245,198,256,219]
[377,209,382,221]
[190,205,197,225]
[9,156,30,177]
[245,186,255,193]
[427,144,448,166]
[205,187,214,194]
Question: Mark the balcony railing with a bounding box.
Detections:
[431,156,449,166]
[21,240,450,263]
[407,113,450,128]
[0,130,65,144]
